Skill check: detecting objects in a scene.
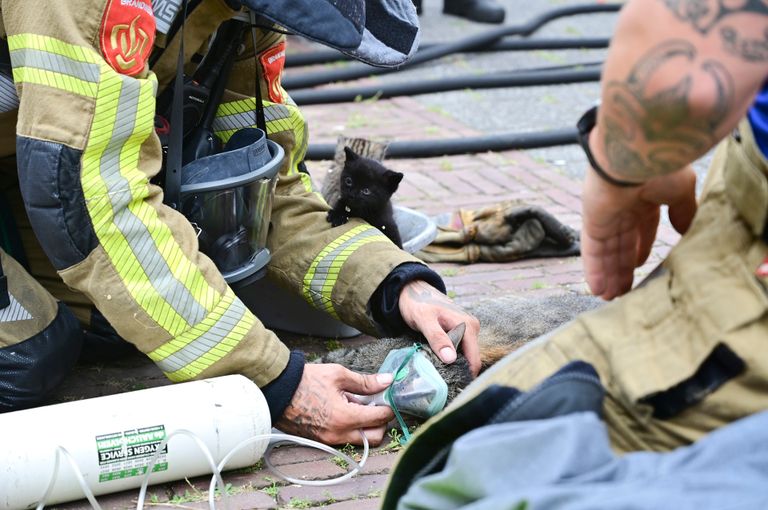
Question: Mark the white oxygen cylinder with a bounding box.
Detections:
[0,375,271,510]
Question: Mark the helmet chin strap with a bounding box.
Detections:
[248,9,268,134]
[163,0,188,210]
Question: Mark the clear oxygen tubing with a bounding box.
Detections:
[35,447,101,510]
[3,376,373,510]
[32,429,370,510]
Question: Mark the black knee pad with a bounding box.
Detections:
[80,308,138,363]
[0,302,83,412]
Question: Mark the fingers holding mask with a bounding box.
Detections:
[275,363,395,446]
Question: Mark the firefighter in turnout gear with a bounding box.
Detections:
[0,0,481,446]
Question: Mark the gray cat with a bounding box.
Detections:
[318,293,603,403]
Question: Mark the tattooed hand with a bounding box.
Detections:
[398,280,481,376]
[276,363,395,445]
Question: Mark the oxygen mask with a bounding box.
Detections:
[355,323,465,420]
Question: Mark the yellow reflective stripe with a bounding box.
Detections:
[81,61,219,335]
[84,76,188,333]
[214,100,290,142]
[11,67,98,97]
[9,34,101,97]
[214,96,312,192]
[303,225,388,318]
[8,33,100,63]
[148,288,254,382]
[217,97,256,116]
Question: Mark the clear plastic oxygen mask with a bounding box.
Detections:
[354,323,465,420]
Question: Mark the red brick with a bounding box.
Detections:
[493,276,555,292]
[480,165,523,192]
[544,260,585,274]
[536,167,583,192]
[545,188,582,212]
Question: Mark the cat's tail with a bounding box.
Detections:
[479,343,524,370]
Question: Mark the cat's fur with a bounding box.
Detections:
[318,293,603,403]
[326,147,404,247]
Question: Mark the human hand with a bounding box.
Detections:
[275,363,395,446]
[398,280,481,376]
[581,163,697,300]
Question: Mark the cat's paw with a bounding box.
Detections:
[327,209,349,227]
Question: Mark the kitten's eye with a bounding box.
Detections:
[362,188,371,196]
[344,177,353,186]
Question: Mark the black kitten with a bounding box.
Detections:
[326,147,404,247]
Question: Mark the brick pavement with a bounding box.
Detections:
[51,62,682,510]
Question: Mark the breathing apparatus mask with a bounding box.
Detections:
[156,0,421,284]
[180,128,282,284]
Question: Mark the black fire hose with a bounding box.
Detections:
[291,65,602,106]
[305,128,578,160]
[286,37,610,68]
[282,3,620,90]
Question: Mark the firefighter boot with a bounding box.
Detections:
[443,0,505,24]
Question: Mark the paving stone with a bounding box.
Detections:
[446,282,497,298]
[546,260,587,274]
[323,497,382,509]
[278,474,390,507]
[268,444,336,466]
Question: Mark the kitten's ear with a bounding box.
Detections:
[385,170,404,192]
[343,146,359,162]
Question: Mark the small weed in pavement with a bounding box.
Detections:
[287,497,313,508]
[261,477,281,498]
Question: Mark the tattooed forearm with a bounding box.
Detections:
[277,377,331,440]
[601,39,734,180]
[661,0,768,62]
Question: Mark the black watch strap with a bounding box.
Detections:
[576,106,643,188]
[0,257,9,310]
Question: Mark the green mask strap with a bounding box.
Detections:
[384,343,422,445]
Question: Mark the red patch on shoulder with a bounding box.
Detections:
[756,256,768,278]
[260,41,287,104]
[100,0,156,76]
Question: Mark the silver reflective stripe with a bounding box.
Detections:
[0,294,32,323]
[9,48,100,83]
[153,0,183,35]
[212,104,291,132]
[153,297,247,373]
[0,74,18,112]
[306,228,383,310]
[99,77,207,326]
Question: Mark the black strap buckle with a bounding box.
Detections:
[762,219,768,246]
[0,261,9,310]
